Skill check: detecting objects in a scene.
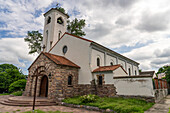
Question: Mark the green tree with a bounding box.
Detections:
[165,67,170,83]
[157,65,170,83]
[56,3,66,14]
[0,64,18,72]
[67,18,86,37]
[0,64,25,93]
[157,65,169,74]
[24,31,43,54]
[9,79,26,93]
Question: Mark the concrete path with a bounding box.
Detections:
[0,95,99,113]
[145,95,170,113]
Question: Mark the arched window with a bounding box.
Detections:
[128,68,131,76]
[135,70,137,75]
[121,63,124,68]
[97,58,100,66]
[110,62,113,66]
[68,75,72,85]
[58,31,62,39]
[50,41,53,48]
[98,76,103,85]
[47,17,51,24]
[57,17,64,24]
[46,30,48,47]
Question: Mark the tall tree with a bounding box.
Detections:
[165,67,170,83]
[24,31,43,54]
[157,65,170,83]
[157,65,170,74]
[0,64,25,93]
[67,18,86,37]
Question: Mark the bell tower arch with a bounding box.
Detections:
[42,8,69,52]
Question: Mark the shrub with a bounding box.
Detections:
[80,94,98,103]
[12,91,23,96]
[9,79,26,93]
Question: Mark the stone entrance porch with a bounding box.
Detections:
[23,52,80,102]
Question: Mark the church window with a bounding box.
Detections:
[98,76,103,85]
[135,70,137,75]
[121,63,124,68]
[129,68,131,76]
[97,58,100,66]
[68,75,72,86]
[47,17,51,24]
[63,45,68,54]
[58,31,62,39]
[46,30,48,47]
[57,17,64,24]
[110,62,113,66]
[50,41,53,48]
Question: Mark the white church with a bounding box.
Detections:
[24,8,158,102]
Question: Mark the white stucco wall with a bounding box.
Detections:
[113,77,154,97]
[113,67,128,77]
[91,49,105,70]
[118,59,126,70]
[106,55,117,66]
[50,34,92,84]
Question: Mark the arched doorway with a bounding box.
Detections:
[39,75,48,97]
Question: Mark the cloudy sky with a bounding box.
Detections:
[0,0,170,74]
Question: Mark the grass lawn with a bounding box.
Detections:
[63,96,154,113]
[0,93,10,96]
[0,91,23,96]
[22,110,73,113]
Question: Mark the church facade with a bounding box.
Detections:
[24,8,141,102]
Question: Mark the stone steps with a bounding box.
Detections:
[0,96,57,106]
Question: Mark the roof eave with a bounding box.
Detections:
[43,8,69,18]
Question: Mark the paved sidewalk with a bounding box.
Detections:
[145,95,170,113]
[0,95,99,113]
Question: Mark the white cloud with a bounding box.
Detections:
[0,38,37,68]
[123,38,170,71]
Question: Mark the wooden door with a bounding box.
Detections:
[40,75,48,97]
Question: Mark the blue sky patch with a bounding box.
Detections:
[113,41,153,54]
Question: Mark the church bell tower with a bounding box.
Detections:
[42,8,69,52]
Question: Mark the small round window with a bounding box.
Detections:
[63,45,68,54]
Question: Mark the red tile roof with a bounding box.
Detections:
[28,52,80,70]
[92,64,127,74]
[43,52,80,68]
